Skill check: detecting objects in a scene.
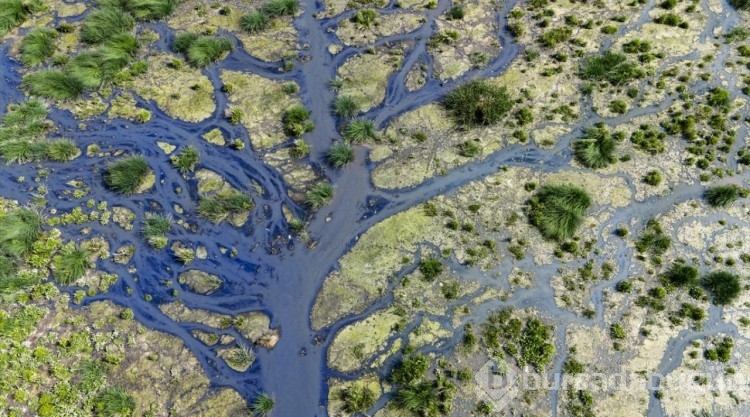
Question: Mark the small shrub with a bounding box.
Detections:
[341,385,377,413]
[609,99,627,114]
[446,5,465,19]
[636,219,671,256]
[390,354,429,384]
[327,142,354,168]
[104,156,151,194]
[261,0,298,16]
[0,207,42,257]
[704,185,739,207]
[289,140,310,158]
[539,27,573,47]
[283,105,314,136]
[305,183,334,209]
[227,107,244,124]
[664,262,698,287]
[443,79,513,127]
[457,140,482,158]
[185,36,233,67]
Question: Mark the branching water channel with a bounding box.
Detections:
[1,0,749,414]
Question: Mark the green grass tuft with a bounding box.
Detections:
[170,145,200,173]
[24,70,85,100]
[46,139,79,161]
[332,96,359,119]
[261,0,298,17]
[0,0,29,36]
[573,123,617,169]
[283,105,314,136]
[327,142,354,168]
[124,0,176,20]
[663,262,698,287]
[525,184,591,241]
[443,79,513,127]
[53,244,91,285]
[249,392,275,416]
[343,119,377,143]
[142,213,171,238]
[240,11,269,33]
[0,207,42,257]
[704,185,739,207]
[341,385,377,414]
[173,31,199,53]
[104,155,151,194]
[186,36,233,67]
[197,190,253,223]
[305,183,334,209]
[93,387,136,417]
[0,100,50,142]
[20,28,57,67]
[579,51,645,85]
[80,7,135,44]
[702,271,741,305]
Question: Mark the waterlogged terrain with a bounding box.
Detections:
[2,0,750,415]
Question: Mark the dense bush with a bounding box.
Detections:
[341,385,377,413]
[643,170,662,186]
[701,271,741,305]
[539,27,572,47]
[0,207,42,257]
[579,51,645,85]
[390,354,429,385]
[240,11,269,33]
[261,0,298,17]
[19,28,57,66]
[197,190,253,223]
[630,124,666,154]
[704,185,740,207]
[525,184,591,241]
[93,387,136,417]
[392,378,454,417]
[443,79,513,127]
[635,219,671,256]
[283,105,314,136]
[53,244,91,285]
[573,123,617,169]
[104,156,151,194]
[351,9,377,27]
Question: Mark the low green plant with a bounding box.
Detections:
[0,99,50,142]
[458,140,482,158]
[0,0,31,36]
[390,354,429,385]
[635,219,671,256]
[525,184,591,241]
[391,377,454,416]
[123,0,176,20]
[289,139,310,158]
[93,387,136,417]
[227,345,255,369]
[446,5,465,19]
[327,142,354,168]
[343,119,377,143]
[305,183,334,209]
[240,11,269,33]
[261,0,298,17]
[197,190,253,223]
[174,247,194,264]
[173,32,200,53]
[104,155,151,194]
[351,8,377,27]
[249,392,275,416]
[142,213,171,239]
[185,36,233,67]
[643,170,662,186]
[443,79,513,127]
[702,271,741,305]
[19,28,57,67]
[171,145,200,173]
[53,244,91,285]
[539,27,573,47]
[664,262,698,287]
[573,123,617,169]
[332,96,359,119]
[704,185,739,207]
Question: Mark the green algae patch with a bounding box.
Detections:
[133,54,215,123]
[311,206,436,329]
[59,95,107,120]
[202,128,226,146]
[337,48,403,112]
[335,12,423,47]
[221,70,300,149]
[328,308,402,372]
[178,269,222,295]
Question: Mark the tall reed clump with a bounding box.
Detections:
[525,184,592,241]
